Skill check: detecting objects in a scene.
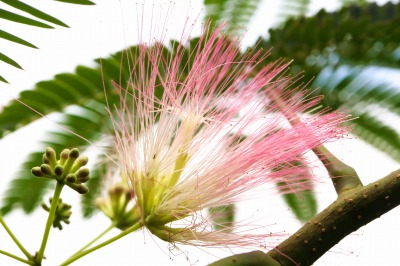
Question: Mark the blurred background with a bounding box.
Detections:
[0,0,399,265]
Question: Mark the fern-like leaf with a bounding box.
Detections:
[275,159,318,222]
[0,29,38,48]
[204,0,261,29]
[256,2,400,161]
[0,8,53,28]
[277,0,311,22]
[0,75,8,83]
[0,0,96,83]
[1,100,109,215]
[0,43,184,215]
[313,65,400,161]
[263,2,400,76]
[1,0,69,27]
[0,52,23,69]
[54,0,95,5]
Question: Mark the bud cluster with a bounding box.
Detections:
[42,198,72,230]
[96,184,140,230]
[31,147,90,194]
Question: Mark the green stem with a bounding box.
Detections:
[35,182,64,265]
[0,215,33,260]
[0,249,34,265]
[313,145,363,194]
[60,221,142,266]
[67,222,116,260]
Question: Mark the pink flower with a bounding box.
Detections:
[108,24,349,248]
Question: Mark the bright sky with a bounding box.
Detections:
[0,0,399,265]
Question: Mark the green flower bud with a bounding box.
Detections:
[70,156,89,173]
[96,198,112,216]
[42,198,72,230]
[96,183,139,230]
[40,164,53,176]
[66,174,77,183]
[32,147,91,195]
[69,148,80,159]
[32,167,43,177]
[63,148,80,173]
[75,185,89,194]
[42,153,50,165]
[116,206,141,230]
[45,147,57,167]
[59,149,70,165]
[67,183,89,194]
[76,168,90,182]
[54,165,64,177]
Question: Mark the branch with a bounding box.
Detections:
[208,168,400,266]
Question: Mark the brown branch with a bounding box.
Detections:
[208,168,400,266]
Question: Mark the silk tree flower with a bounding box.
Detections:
[107,24,349,248]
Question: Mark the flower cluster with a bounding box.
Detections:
[107,25,349,247]
[96,183,139,230]
[32,147,90,194]
[41,198,72,230]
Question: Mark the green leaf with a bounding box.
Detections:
[354,114,400,161]
[0,45,138,214]
[275,159,317,222]
[209,204,235,232]
[313,65,400,161]
[54,0,95,5]
[263,2,400,76]
[0,41,214,215]
[281,189,317,222]
[227,0,261,28]
[0,29,37,48]
[256,2,400,162]
[204,0,261,29]
[0,8,53,28]
[0,0,96,81]
[1,0,69,27]
[1,103,108,215]
[340,0,368,6]
[1,152,53,215]
[0,71,102,137]
[0,52,23,69]
[0,42,182,138]
[0,74,9,83]
[277,0,311,22]
[204,0,230,22]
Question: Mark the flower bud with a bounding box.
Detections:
[45,147,57,167]
[62,148,80,173]
[32,147,91,195]
[71,156,89,173]
[42,198,72,230]
[54,165,64,177]
[76,168,90,183]
[75,185,89,194]
[59,149,70,165]
[32,167,43,177]
[69,148,80,159]
[40,164,53,176]
[42,153,50,164]
[96,183,139,230]
[66,173,77,183]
